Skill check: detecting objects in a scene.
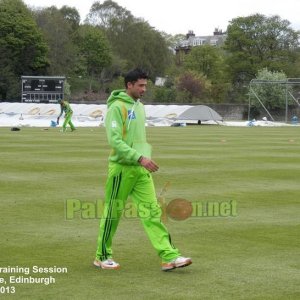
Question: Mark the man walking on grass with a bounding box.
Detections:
[94,68,192,271]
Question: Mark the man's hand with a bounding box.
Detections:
[139,156,159,173]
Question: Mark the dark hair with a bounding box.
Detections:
[124,68,148,88]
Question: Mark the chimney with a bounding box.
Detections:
[186,30,195,39]
[213,28,223,35]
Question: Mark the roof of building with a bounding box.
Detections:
[176,29,226,49]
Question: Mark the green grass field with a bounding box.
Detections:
[0,126,299,300]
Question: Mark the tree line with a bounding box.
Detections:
[1,0,300,108]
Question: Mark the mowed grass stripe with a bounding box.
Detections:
[0,126,299,300]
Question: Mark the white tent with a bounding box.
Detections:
[176,105,223,123]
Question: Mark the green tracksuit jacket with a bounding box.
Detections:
[105,89,151,164]
[95,90,180,262]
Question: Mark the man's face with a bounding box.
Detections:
[127,79,147,100]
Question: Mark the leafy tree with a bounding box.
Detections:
[184,45,224,79]
[86,0,133,29]
[160,32,185,50]
[250,68,290,110]
[106,75,124,94]
[153,87,176,103]
[183,45,231,102]
[0,0,48,100]
[33,6,79,75]
[76,25,112,91]
[175,71,211,103]
[117,20,172,77]
[225,14,300,85]
[290,48,300,77]
[63,80,71,99]
[86,0,172,79]
[60,5,80,30]
[101,54,127,85]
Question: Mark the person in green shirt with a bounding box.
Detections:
[93,68,192,271]
[57,99,75,132]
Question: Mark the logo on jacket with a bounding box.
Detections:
[128,110,136,120]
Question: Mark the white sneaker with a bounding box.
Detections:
[93,258,120,270]
[161,256,192,271]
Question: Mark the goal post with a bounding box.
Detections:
[248,78,300,123]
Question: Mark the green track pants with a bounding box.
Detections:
[95,162,180,262]
[62,113,75,132]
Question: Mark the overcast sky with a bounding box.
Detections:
[23,0,300,35]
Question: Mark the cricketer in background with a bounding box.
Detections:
[57,99,75,132]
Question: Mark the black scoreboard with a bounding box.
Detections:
[21,76,65,103]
